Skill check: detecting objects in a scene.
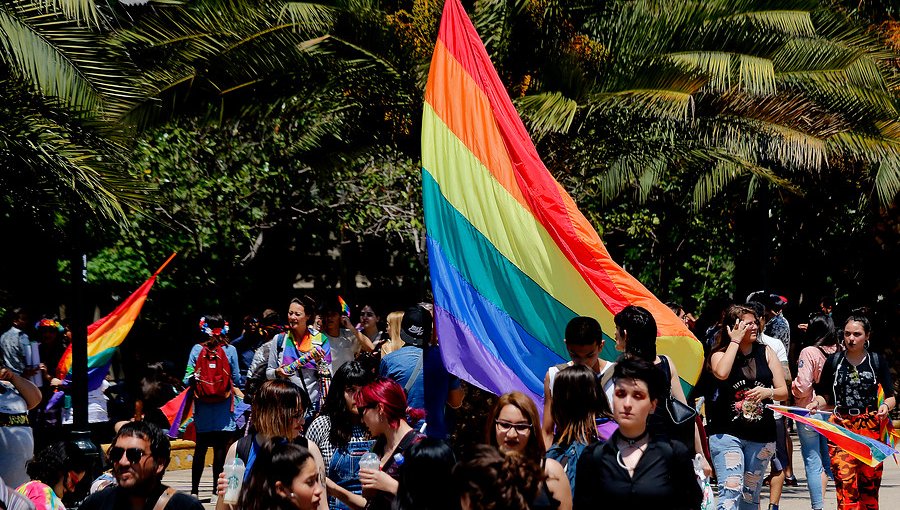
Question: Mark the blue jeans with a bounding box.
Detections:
[709,433,776,510]
[797,414,832,509]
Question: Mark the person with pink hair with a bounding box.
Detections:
[328,378,425,510]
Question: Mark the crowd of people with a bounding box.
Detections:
[0,292,895,510]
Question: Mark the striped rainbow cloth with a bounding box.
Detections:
[769,405,899,467]
[55,253,176,390]
[421,0,703,406]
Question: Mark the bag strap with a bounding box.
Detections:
[404,351,424,394]
[598,363,615,392]
[152,487,177,510]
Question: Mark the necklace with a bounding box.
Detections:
[615,431,648,471]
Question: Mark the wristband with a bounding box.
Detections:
[769,387,774,400]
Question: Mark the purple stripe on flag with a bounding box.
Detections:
[435,305,544,408]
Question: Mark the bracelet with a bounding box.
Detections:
[769,387,775,400]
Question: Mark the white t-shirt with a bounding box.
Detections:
[63,379,110,424]
[758,334,788,419]
[325,329,359,371]
[547,360,616,403]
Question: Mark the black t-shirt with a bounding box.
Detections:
[816,352,894,409]
[706,342,776,443]
[80,484,204,510]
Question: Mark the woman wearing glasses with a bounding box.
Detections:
[215,380,327,510]
[485,392,572,510]
[328,377,425,510]
[809,315,895,510]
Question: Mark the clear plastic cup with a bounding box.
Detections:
[358,452,380,472]
[223,458,246,504]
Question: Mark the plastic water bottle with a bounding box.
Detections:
[223,457,245,504]
[358,452,380,472]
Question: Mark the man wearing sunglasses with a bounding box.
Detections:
[81,422,202,510]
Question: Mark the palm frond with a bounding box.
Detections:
[516,91,578,137]
[874,156,900,207]
[713,10,816,37]
[692,159,746,209]
[40,0,99,26]
[279,2,338,33]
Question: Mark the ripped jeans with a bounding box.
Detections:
[709,433,776,510]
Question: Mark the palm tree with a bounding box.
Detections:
[500,0,900,209]
[0,0,148,222]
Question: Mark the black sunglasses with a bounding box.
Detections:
[108,446,147,464]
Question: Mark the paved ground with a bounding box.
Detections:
[163,430,900,510]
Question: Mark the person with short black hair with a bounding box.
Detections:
[16,441,88,510]
[454,445,543,510]
[573,357,701,510]
[80,421,202,510]
[541,316,614,448]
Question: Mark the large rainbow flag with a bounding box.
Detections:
[422,0,703,406]
[56,253,176,390]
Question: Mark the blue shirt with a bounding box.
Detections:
[423,345,460,439]
[379,346,425,409]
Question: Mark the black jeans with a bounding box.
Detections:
[191,431,233,494]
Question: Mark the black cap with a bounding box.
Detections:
[400,305,432,347]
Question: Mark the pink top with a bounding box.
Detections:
[791,345,839,407]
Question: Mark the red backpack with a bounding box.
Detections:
[193,343,233,403]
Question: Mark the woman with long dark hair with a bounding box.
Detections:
[486,392,571,510]
[183,314,242,497]
[238,439,323,510]
[546,365,606,495]
[792,313,839,510]
[306,361,374,509]
[809,315,895,510]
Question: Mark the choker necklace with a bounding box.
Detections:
[619,430,648,446]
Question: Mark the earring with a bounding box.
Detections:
[865,340,870,350]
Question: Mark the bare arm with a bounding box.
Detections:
[544,458,572,510]
[767,347,789,401]
[541,372,555,449]
[447,387,464,409]
[1,369,41,409]
[709,320,748,380]
[342,317,374,352]
[325,478,367,510]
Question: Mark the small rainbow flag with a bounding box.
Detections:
[769,404,898,467]
[422,0,702,406]
[56,253,176,390]
[338,296,351,317]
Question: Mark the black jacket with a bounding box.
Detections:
[573,432,702,510]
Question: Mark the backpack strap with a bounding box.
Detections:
[404,351,424,395]
[276,333,287,360]
[152,487,177,510]
[598,363,615,393]
[236,435,253,464]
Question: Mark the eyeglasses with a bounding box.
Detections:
[108,447,148,464]
[494,420,531,434]
[360,312,375,317]
[357,403,377,415]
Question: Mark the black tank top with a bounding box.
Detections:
[706,342,776,443]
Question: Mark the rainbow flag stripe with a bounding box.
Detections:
[56,253,175,390]
[769,405,898,467]
[422,0,703,405]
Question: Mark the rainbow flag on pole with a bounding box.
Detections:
[422,0,703,406]
[56,253,176,390]
[769,405,899,467]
